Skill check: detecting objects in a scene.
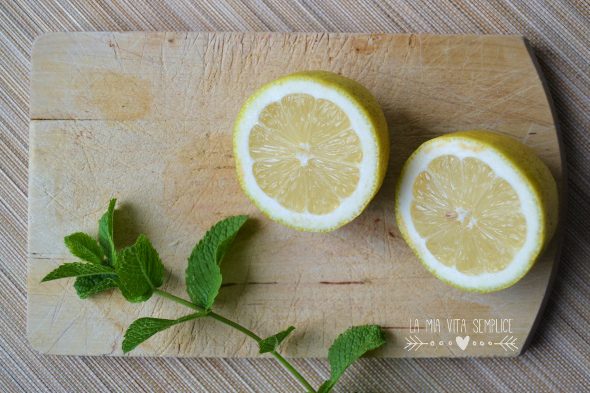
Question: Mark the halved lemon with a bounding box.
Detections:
[234,71,389,232]
[395,131,558,292]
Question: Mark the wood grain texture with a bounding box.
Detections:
[28,32,562,358]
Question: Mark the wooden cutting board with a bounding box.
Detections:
[28,32,563,358]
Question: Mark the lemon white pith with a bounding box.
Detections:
[234,71,389,232]
[395,131,558,292]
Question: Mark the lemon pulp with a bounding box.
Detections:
[249,93,363,215]
[411,155,527,275]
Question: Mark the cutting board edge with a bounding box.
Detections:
[519,39,566,355]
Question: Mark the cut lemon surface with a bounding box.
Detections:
[395,131,558,292]
[234,71,389,232]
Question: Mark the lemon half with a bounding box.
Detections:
[395,131,558,292]
[234,71,389,232]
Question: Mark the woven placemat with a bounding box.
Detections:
[1,1,589,391]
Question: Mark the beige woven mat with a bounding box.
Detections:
[1,1,589,391]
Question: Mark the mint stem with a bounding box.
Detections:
[208,312,313,392]
[154,289,200,311]
[208,311,262,341]
[154,289,316,393]
[268,350,314,392]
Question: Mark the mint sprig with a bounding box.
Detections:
[122,312,207,353]
[41,199,386,392]
[259,326,295,354]
[67,198,120,298]
[186,215,248,309]
[74,275,118,299]
[98,198,117,266]
[64,232,105,264]
[318,325,386,392]
[117,235,164,302]
[41,262,114,281]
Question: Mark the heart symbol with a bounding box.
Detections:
[456,336,470,351]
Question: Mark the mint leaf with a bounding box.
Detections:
[116,234,164,302]
[318,381,332,393]
[74,275,119,299]
[186,215,248,310]
[319,325,385,392]
[64,232,105,264]
[41,262,115,282]
[99,198,117,266]
[259,326,295,354]
[122,312,205,353]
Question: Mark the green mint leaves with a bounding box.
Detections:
[122,312,206,353]
[259,326,295,354]
[121,215,248,353]
[41,262,114,282]
[74,275,119,299]
[72,198,119,297]
[42,199,387,392]
[64,232,105,264]
[318,325,386,392]
[185,215,248,310]
[42,199,120,297]
[117,235,164,302]
[99,198,117,266]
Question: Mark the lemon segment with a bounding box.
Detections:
[234,71,389,232]
[396,131,558,292]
